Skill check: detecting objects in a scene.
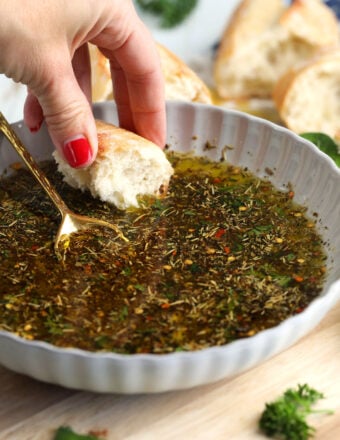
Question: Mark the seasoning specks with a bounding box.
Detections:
[0,152,326,354]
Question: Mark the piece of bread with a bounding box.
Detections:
[273,51,340,140]
[90,43,212,104]
[89,44,113,102]
[157,43,212,103]
[53,120,174,210]
[214,0,340,100]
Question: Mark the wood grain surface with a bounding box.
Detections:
[0,301,339,440]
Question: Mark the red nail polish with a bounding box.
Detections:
[29,121,42,133]
[62,136,93,168]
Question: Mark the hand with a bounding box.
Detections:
[0,0,166,167]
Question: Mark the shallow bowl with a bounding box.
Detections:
[0,101,339,393]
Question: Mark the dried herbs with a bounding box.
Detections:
[0,153,327,354]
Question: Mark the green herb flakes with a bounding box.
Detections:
[0,153,327,354]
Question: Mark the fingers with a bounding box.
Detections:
[4,0,166,163]
[24,45,95,168]
[24,90,44,133]
[96,14,166,148]
[72,44,92,105]
[110,46,166,148]
[115,33,166,148]
[30,53,98,168]
[110,58,134,132]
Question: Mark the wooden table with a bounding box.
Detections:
[0,301,339,440]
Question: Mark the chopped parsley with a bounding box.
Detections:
[135,0,199,28]
[259,384,334,440]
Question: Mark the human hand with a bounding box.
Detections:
[0,0,166,168]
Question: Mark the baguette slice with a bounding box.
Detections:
[214,0,339,100]
[90,43,212,104]
[273,51,340,141]
[157,43,212,103]
[280,0,339,47]
[53,120,174,210]
[89,44,113,102]
[215,0,285,60]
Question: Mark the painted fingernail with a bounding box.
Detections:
[29,121,43,133]
[62,135,93,168]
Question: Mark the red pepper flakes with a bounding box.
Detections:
[213,177,222,184]
[293,275,304,283]
[161,303,171,309]
[215,228,226,239]
[84,264,92,274]
[288,191,295,199]
[31,244,39,251]
[0,153,327,355]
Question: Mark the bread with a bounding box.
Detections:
[89,44,113,102]
[273,51,340,140]
[214,0,340,100]
[53,120,174,210]
[90,43,212,104]
[157,43,212,103]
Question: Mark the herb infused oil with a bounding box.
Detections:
[0,153,326,353]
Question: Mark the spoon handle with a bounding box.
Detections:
[0,112,69,216]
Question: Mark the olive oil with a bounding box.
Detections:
[0,153,326,353]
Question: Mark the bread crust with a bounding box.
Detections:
[54,120,174,210]
[214,0,340,100]
[89,44,112,102]
[90,43,212,104]
[215,0,285,62]
[157,43,212,104]
[280,0,339,47]
[213,0,285,99]
[273,51,340,139]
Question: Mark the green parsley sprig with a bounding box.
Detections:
[259,384,333,440]
[54,427,102,440]
[300,132,340,167]
[135,0,199,28]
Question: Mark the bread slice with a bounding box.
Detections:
[273,51,340,141]
[90,43,212,104]
[53,120,174,210]
[89,44,113,102]
[214,0,339,100]
[280,0,339,48]
[157,43,212,103]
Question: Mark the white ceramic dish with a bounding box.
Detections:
[0,101,339,394]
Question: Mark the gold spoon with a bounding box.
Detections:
[0,112,128,260]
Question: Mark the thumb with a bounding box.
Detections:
[30,61,98,169]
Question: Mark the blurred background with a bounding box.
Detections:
[0,0,339,123]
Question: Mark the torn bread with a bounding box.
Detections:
[90,43,212,104]
[273,51,340,141]
[213,0,340,100]
[53,120,174,210]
